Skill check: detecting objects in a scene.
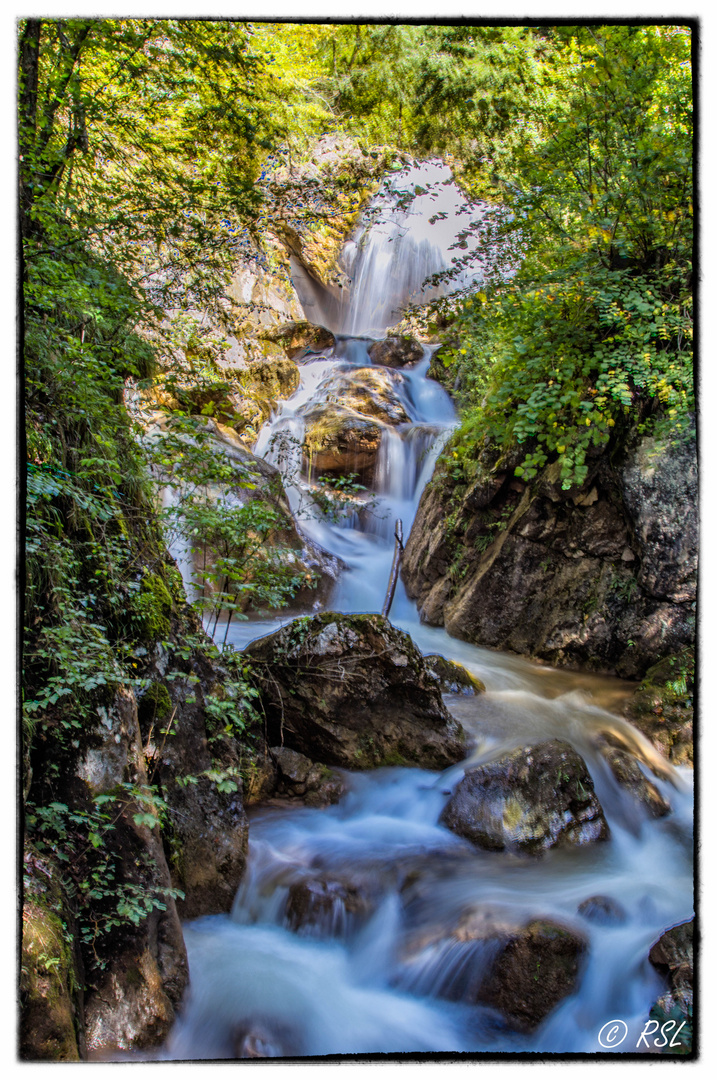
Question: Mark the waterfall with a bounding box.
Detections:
[159,160,693,1062]
[291,159,489,337]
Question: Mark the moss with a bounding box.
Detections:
[377,750,410,768]
[138,681,172,727]
[134,572,174,641]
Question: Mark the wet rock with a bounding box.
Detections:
[593,735,671,818]
[440,740,609,854]
[285,875,376,936]
[313,366,410,424]
[369,334,424,368]
[244,613,466,770]
[624,648,694,766]
[424,653,486,695]
[400,907,587,1033]
[577,895,627,925]
[259,319,335,360]
[479,917,587,1032]
[647,919,694,1054]
[270,746,346,807]
[621,433,697,604]
[232,1016,301,1058]
[301,404,385,486]
[299,367,409,485]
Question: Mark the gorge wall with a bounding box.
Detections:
[402,424,697,680]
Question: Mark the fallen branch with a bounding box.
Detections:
[381,519,404,620]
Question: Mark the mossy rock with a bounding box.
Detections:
[424,653,486,695]
[625,646,694,765]
[21,850,81,1061]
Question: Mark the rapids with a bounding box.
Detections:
[162,162,693,1059]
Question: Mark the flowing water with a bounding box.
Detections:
[162,162,693,1059]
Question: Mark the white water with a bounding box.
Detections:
[161,162,693,1060]
[292,159,489,337]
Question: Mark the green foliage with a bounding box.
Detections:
[20,16,316,981]
[431,25,692,490]
[26,789,184,967]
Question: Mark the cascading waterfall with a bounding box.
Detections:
[291,159,489,337]
[161,161,693,1060]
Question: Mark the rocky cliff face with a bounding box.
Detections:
[402,427,697,679]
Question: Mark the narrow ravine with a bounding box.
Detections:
[162,162,693,1059]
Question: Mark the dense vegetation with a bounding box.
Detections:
[20,18,693,1053]
[425,25,693,490]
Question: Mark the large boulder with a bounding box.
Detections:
[259,320,335,360]
[299,366,409,484]
[440,740,609,854]
[399,907,587,1033]
[301,405,385,486]
[312,366,410,424]
[369,335,424,368]
[244,613,466,770]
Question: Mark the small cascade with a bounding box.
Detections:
[161,158,693,1060]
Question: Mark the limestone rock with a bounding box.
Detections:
[259,319,335,360]
[299,366,409,484]
[311,366,409,424]
[440,740,609,854]
[622,433,697,604]
[368,335,424,368]
[423,653,486,695]
[402,423,697,680]
[301,405,384,485]
[244,613,466,770]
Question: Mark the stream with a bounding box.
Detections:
[162,162,693,1059]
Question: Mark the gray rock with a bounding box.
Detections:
[423,653,486,695]
[577,895,627,924]
[402,423,697,680]
[368,335,424,368]
[440,740,609,854]
[245,613,466,770]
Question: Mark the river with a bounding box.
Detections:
[161,161,693,1059]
